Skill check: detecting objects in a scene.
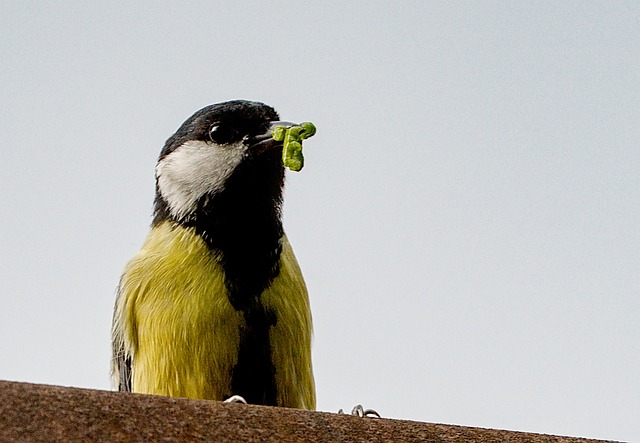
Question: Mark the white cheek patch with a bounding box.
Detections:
[156,140,247,220]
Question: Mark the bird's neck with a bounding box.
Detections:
[195,193,284,310]
[157,159,286,310]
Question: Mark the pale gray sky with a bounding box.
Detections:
[1,2,638,441]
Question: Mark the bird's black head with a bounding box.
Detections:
[159,100,280,159]
[153,100,293,225]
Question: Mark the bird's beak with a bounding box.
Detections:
[249,121,298,155]
[270,121,298,131]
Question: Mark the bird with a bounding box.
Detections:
[111,100,315,409]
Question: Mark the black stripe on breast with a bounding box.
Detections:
[231,304,278,405]
[180,152,284,405]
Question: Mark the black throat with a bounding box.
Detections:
[153,150,285,406]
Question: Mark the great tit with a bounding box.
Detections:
[111,100,315,409]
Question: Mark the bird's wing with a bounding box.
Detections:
[114,345,132,392]
[111,280,133,392]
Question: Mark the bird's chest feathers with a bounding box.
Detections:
[121,222,245,397]
[119,221,312,404]
[130,223,240,331]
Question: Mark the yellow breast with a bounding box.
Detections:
[114,221,315,409]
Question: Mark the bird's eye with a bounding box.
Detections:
[208,123,241,144]
[208,124,221,141]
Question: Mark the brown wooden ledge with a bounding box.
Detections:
[0,380,621,442]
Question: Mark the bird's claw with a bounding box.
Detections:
[338,404,381,418]
[223,395,248,404]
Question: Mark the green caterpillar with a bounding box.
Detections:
[272,122,317,172]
